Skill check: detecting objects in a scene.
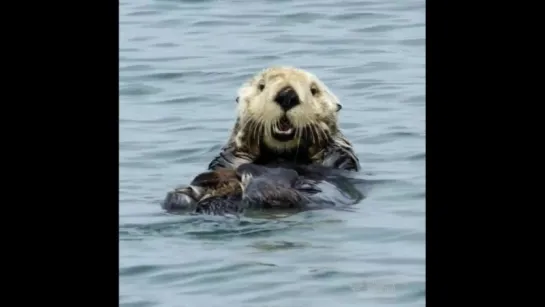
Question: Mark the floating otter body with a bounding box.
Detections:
[162,163,362,216]
[162,66,362,215]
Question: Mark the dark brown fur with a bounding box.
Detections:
[190,168,243,198]
[163,67,361,213]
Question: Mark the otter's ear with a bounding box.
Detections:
[235,97,239,103]
[336,103,342,112]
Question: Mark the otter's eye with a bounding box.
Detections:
[257,83,265,91]
[310,86,319,96]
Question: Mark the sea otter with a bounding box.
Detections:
[162,66,361,214]
[162,163,361,216]
[209,66,360,172]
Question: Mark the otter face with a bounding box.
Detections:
[235,66,343,152]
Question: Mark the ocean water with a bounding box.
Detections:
[119,0,425,306]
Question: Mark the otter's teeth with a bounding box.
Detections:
[273,127,294,135]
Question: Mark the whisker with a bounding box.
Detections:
[316,123,330,147]
[256,121,261,148]
[256,122,265,147]
[301,113,317,144]
[249,119,258,147]
[243,118,261,149]
[257,120,265,149]
[304,125,313,144]
[305,125,312,143]
[317,124,327,147]
[294,126,302,163]
[264,117,272,143]
[311,125,321,145]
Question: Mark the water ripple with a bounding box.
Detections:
[120,0,425,306]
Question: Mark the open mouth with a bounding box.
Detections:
[272,116,296,140]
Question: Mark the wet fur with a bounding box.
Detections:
[161,169,242,212]
[162,163,362,216]
[208,66,360,172]
[162,66,362,214]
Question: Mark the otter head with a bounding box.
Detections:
[234,66,343,154]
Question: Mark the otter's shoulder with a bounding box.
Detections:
[207,140,257,170]
[207,119,258,170]
[308,131,360,172]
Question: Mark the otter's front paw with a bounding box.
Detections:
[161,187,198,212]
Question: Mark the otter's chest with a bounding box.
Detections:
[254,146,312,166]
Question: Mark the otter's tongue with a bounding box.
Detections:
[279,117,291,132]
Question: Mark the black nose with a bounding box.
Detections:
[274,86,300,111]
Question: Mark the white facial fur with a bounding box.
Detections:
[235,66,341,151]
